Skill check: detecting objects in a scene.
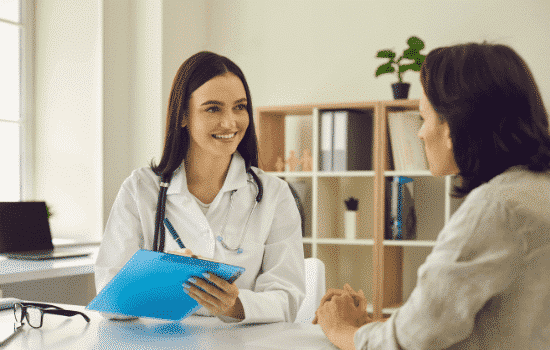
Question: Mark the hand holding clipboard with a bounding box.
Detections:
[162,218,244,319]
[87,239,245,321]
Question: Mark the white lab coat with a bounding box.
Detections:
[95,152,306,324]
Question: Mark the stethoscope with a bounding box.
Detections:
[152,167,263,255]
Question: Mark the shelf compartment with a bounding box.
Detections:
[383,175,445,242]
[317,171,375,177]
[383,240,436,247]
[317,177,374,240]
[318,244,373,302]
[283,176,312,238]
[310,238,374,246]
[303,242,312,259]
[402,246,433,305]
[383,105,425,172]
[447,175,467,219]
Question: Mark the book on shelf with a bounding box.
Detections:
[319,110,373,171]
[384,176,416,240]
[387,111,428,171]
[319,111,334,171]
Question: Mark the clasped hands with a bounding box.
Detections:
[168,248,244,320]
[313,284,372,350]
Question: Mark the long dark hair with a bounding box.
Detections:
[149,51,259,252]
[150,51,259,177]
[420,41,550,198]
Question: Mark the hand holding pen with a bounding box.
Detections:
[163,217,243,319]
[164,218,200,258]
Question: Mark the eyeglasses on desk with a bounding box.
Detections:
[14,302,90,329]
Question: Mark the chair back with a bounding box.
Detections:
[295,257,326,323]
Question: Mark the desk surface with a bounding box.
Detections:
[0,303,337,349]
[0,245,99,284]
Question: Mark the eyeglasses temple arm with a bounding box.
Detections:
[44,309,91,322]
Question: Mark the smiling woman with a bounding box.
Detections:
[95,51,306,325]
[185,73,250,195]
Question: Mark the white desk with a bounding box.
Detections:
[0,245,99,305]
[0,303,338,349]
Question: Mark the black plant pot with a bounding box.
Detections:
[391,83,410,100]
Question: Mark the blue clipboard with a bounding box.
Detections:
[86,249,245,321]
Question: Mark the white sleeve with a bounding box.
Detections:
[354,196,522,349]
[94,175,144,295]
[235,182,306,324]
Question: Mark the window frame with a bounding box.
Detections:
[0,0,34,201]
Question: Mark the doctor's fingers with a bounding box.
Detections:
[186,287,234,316]
[202,272,238,295]
[186,274,239,302]
[184,278,239,314]
[168,248,201,259]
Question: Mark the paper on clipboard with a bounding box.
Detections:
[86,249,245,321]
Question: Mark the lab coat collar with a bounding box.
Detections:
[166,152,248,195]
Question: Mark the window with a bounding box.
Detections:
[0,0,32,201]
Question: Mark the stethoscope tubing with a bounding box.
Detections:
[216,178,260,253]
[153,168,262,254]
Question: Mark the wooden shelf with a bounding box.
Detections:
[383,240,437,247]
[257,99,465,320]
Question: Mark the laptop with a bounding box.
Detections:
[0,202,92,260]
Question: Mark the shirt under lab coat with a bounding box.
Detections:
[354,165,550,349]
[95,152,306,324]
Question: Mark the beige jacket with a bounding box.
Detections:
[355,166,550,349]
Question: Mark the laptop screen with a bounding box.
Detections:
[0,202,54,253]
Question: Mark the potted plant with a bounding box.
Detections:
[375,36,426,99]
[344,197,359,240]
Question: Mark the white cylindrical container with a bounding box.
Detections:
[344,211,357,240]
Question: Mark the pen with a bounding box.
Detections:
[163,218,186,249]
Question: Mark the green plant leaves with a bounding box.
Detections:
[376,63,395,76]
[376,50,396,59]
[407,36,424,49]
[375,36,426,80]
[399,63,422,73]
[403,36,426,66]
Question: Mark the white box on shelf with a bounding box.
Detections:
[344,211,357,240]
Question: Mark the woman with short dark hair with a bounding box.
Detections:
[315,42,550,350]
[421,42,550,197]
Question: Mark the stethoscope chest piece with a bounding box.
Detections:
[216,236,244,254]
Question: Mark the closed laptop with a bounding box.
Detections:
[0,202,91,260]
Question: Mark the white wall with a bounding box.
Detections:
[34,0,103,241]
[33,0,550,242]
[162,0,208,131]
[206,0,550,110]
[103,0,131,231]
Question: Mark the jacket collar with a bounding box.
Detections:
[166,152,249,195]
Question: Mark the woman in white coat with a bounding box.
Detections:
[315,42,550,349]
[95,51,305,324]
